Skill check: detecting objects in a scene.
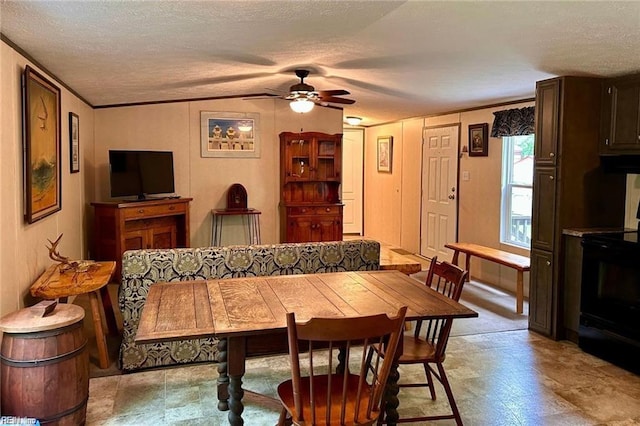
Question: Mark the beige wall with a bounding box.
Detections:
[364,102,535,294]
[94,96,343,249]
[1,39,342,319]
[1,41,95,317]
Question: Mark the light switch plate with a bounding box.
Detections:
[462,171,470,181]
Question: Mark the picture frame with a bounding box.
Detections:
[22,65,62,224]
[469,123,489,157]
[377,135,393,172]
[69,112,79,173]
[200,112,260,158]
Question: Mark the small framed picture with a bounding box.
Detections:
[468,123,488,157]
[377,136,393,172]
[69,112,79,173]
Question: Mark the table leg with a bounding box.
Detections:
[451,250,460,266]
[227,336,247,426]
[217,338,230,411]
[382,361,400,425]
[465,253,471,282]
[516,271,524,314]
[211,213,216,246]
[337,346,346,375]
[99,285,118,335]
[88,291,110,369]
[255,214,261,244]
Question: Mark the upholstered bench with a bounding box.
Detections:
[118,239,380,371]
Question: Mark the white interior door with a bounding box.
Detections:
[420,125,459,260]
[341,128,364,235]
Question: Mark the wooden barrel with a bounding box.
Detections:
[0,303,88,425]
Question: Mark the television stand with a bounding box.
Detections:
[91,198,192,281]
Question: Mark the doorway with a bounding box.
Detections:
[342,128,364,235]
[420,125,460,259]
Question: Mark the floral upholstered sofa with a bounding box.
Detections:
[118,239,380,371]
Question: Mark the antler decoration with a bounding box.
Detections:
[47,234,98,275]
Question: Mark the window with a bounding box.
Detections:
[501,135,534,248]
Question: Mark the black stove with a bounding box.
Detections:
[580,231,640,375]
[584,230,640,246]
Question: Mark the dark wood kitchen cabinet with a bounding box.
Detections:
[279,132,343,243]
[530,77,626,338]
[600,73,640,154]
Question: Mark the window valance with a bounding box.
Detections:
[490,106,535,137]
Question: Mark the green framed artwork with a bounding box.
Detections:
[23,65,62,223]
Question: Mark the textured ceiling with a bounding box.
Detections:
[2,1,640,126]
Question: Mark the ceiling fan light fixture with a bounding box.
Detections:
[290,98,315,113]
[345,116,362,126]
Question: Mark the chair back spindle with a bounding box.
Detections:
[278,306,407,426]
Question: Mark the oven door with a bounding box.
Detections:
[580,238,640,340]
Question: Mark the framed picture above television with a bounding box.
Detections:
[200,111,260,158]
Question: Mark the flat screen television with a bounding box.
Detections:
[109,150,175,200]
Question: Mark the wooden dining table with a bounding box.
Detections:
[136,270,477,425]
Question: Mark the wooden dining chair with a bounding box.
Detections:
[373,256,469,425]
[277,306,408,426]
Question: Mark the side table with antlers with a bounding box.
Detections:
[30,257,117,369]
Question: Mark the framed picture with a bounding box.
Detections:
[469,123,489,157]
[377,136,393,172]
[69,112,79,173]
[22,65,62,224]
[200,112,260,158]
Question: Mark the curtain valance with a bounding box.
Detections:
[490,106,535,137]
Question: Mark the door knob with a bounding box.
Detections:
[448,194,455,200]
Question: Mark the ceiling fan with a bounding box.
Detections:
[268,69,355,113]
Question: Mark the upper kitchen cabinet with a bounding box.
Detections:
[530,76,626,339]
[534,79,560,166]
[600,73,640,154]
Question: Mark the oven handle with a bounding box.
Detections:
[581,239,611,250]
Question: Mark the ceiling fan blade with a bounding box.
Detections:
[318,96,355,105]
[318,89,350,97]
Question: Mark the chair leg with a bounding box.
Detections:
[277,407,293,426]
[423,363,436,400]
[436,362,462,426]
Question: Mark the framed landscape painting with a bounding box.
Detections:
[23,65,62,223]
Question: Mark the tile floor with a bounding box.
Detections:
[86,329,640,425]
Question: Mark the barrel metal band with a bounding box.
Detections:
[0,339,87,367]
[37,396,89,424]
[3,320,83,339]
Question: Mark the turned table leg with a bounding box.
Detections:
[227,336,247,426]
[217,337,230,411]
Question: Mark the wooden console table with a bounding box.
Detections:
[30,261,116,369]
[92,198,191,280]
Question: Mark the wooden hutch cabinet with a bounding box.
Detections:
[530,77,625,338]
[280,132,343,242]
[91,198,192,280]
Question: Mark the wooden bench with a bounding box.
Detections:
[445,242,530,314]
